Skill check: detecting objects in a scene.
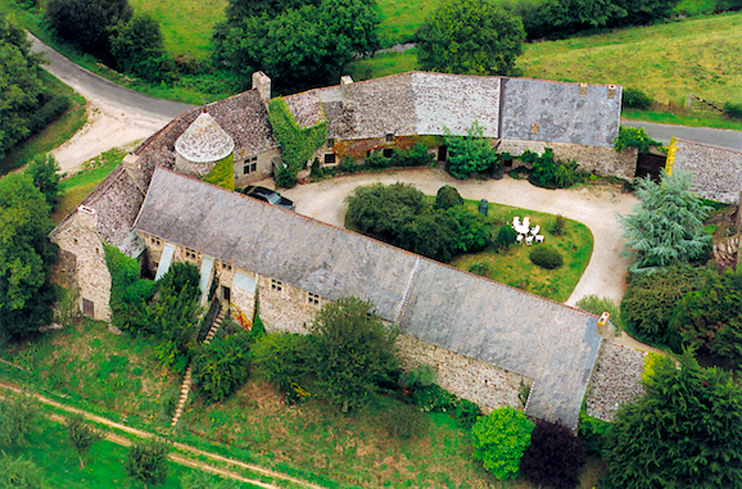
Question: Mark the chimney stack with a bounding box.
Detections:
[340,75,354,86]
[252,71,271,106]
[77,205,97,230]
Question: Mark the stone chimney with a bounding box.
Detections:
[596,311,612,339]
[252,71,271,106]
[340,75,354,86]
[77,205,97,230]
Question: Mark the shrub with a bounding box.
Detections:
[469,261,491,276]
[614,126,664,154]
[25,153,61,207]
[444,121,499,179]
[550,214,566,235]
[724,102,742,120]
[409,383,482,428]
[399,365,437,390]
[0,453,48,489]
[398,210,461,262]
[520,420,587,489]
[576,295,622,330]
[365,150,389,169]
[622,87,653,110]
[530,246,563,269]
[28,95,70,135]
[434,185,464,210]
[578,412,612,456]
[493,225,517,250]
[192,333,252,404]
[124,438,170,488]
[252,333,312,390]
[471,406,534,479]
[446,205,494,253]
[380,402,429,439]
[346,182,426,242]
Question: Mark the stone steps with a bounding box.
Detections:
[170,302,228,429]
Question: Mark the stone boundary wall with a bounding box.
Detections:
[396,334,529,414]
[499,140,638,181]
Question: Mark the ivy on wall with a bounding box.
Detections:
[203,153,234,190]
[268,98,327,180]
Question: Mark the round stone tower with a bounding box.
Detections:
[174,111,235,180]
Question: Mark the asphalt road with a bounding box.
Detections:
[29,33,195,120]
[30,32,741,151]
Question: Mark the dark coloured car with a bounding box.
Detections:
[241,185,296,211]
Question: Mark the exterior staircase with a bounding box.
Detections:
[170,302,228,429]
[713,235,740,269]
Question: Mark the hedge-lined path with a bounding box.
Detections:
[0,380,328,489]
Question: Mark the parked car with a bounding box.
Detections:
[241,185,296,211]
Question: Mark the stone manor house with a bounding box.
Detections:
[51,71,638,428]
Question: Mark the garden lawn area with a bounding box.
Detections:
[451,201,593,303]
[53,148,126,223]
[0,70,87,176]
[180,377,606,488]
[0,316,181,430]
[0,414,256,488]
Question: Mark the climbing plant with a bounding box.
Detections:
[268,97,327,187]
[202,153,234,190]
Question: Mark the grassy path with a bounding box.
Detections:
[0,380,328,489]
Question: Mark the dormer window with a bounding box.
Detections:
[385,133,394,142]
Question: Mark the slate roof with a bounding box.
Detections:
[669,138,742,204]
[175,112,235,163]
[282,72,502,139]
[133,168,603,427]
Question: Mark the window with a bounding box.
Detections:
[385,133,394,142]
[243,156,258,175]
[150,236,161,246]
[271,279,283,292]
[327,138,335,149]
[307,292,320,306]
[324,153,336,164]
[185,248,198,260]
[222,261,232,271]
[383,148,393,158]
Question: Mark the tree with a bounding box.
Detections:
[25,154,61,208]
[398,210,462,263]
[109,14,168,82]
[0,453,48,489]
[192,333,251,403]
[433,185,463,210]
[620,263,711,346]
[0,14,45,159]
[471,406,534,479]
[416,0,525,76]
[46,0,132,56]
[309,297,398,411]
[619,169,712,274]
[251,333,312,391]
[213,0,379,90]
[520,420,587,489]
[345,183,426,242]
[604,352,742,488]
[67,414,103,469]
[0,172,57,341]
[443,121,499,179]
[124,438,170,489]
[0,390,39,445]
[670,268,742,364]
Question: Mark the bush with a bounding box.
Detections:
[724,102,742,120]
[346,183,426,242]
[399,365,437,390]
[493,225,517,250]
[46,0,132,56]
[109,13,169,82]
[469,261,491,276]
[472,406,534,479]
[530,246,563,269]
[252,333,312,390]
[622,87,653,110]
[28,95,70,135]
[365,150,390,169]
[380,402,429,439]
[550,214,566,235]
[578,412,612,456]
[0,453,48,489]
[25,153,61,208]
[446,205,494,253]
[398,210,461,263]
[408,383,481,428]
[192,333,252,403]
[520,420,587,489]
[124,438,170,488]
[614,126,664,154]
[434,185,464,210]
[444,121,499,179]
[576,295,622,330]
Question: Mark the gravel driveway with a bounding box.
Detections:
[275,167,639,307]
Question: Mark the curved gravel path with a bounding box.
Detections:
[275,167,639,307]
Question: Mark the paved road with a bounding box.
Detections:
[623,119,742,151]
[29,33,195,120]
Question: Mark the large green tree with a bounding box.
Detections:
[416,0,525,76]
[109,13,167,82]
[213,0,379,90]
[0,14,45,159]
[46,0,132,56]
[471,406,534,479]
[443,121,500,179]
[619,169,712,274]
[25,153,61,208]
[309,297,398,411]
[604,353,742,488]
[0,172,57,341]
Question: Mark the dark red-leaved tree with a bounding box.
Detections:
[520,419,587,489]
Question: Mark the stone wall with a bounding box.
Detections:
[258,275,325,333]
[498,139,638,181]
[396,334,529,414]
[51,209,112,321]
[234,148,281,188]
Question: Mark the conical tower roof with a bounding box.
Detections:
[175,112,235,163]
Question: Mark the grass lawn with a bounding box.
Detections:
[52,148,126,223]
[0,316,181,430]
[0,414,257,488]
[0,70,87,176]
[451,201,593,302]
[180,377,606,488]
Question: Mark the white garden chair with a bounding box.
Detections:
[531,224,540,236]
[513,217,521,228]
[516,234,524,243]
[523,217,530,228]
[525,236,534,245]
[536,235,544,244]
